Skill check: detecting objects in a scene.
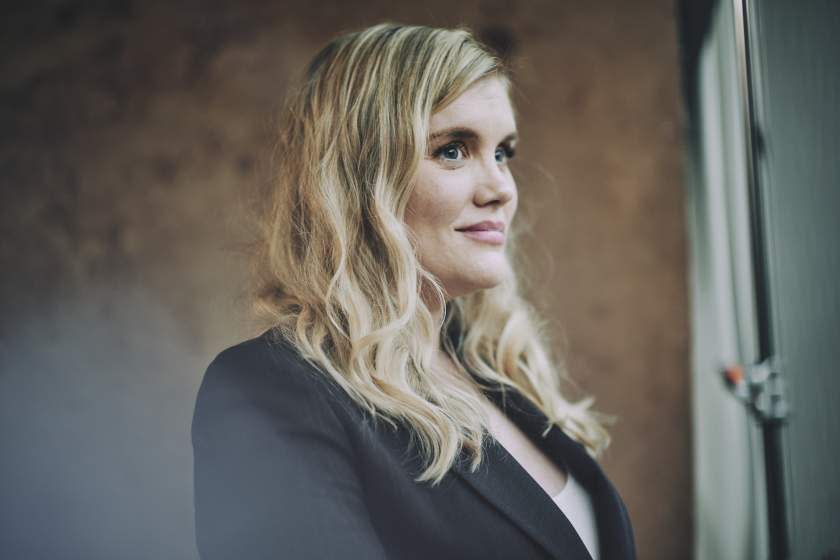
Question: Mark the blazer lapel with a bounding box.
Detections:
[452,382,636,560]
[452,434,593,559]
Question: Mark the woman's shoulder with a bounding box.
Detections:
[192,329,346,437]
[200,328,333,389]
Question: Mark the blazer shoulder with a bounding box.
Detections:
[191,332,390,559]
[191,330,346,439]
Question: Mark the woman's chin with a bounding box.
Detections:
[447,270,511,299]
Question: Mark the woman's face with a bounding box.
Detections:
[405,77,518,300]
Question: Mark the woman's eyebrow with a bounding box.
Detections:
[429,127,477,142]
[429,127,518,144]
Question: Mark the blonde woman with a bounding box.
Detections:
[191,23,635,560]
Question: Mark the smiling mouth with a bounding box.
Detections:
[457,229,505,245]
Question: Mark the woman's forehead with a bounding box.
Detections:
[429,78,516,139]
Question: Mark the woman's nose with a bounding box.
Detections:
[474,156,515,205]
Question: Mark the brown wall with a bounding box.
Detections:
[0,1,690,558]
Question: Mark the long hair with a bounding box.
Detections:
[253,23,609,485]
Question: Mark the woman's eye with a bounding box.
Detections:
[495,144,516,164]
[435,142,467,162]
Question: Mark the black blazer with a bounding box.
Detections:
[191,332,636,559]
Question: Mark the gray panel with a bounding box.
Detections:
[749,0,840,557]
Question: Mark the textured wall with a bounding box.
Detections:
[0,1,689,558]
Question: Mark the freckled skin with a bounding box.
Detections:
[405,78,519,300]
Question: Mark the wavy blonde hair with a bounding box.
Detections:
[253,23,609,485]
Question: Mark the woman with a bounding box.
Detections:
[192,23,636,560]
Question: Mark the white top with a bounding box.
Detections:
[552,471,600,560]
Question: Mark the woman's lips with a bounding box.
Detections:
[458,229,505,245]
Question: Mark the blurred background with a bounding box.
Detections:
[1,1,837,559]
